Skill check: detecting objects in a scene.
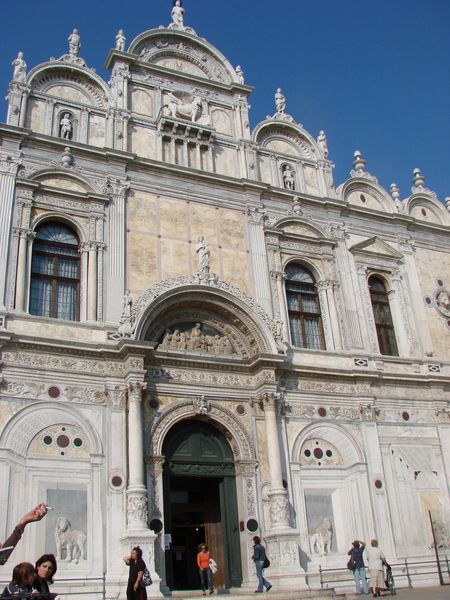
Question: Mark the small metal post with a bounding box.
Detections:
[429,511,445,586]
[319,564,324,589]
[404,558,412,588]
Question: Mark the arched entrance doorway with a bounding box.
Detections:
[162,420,242,590]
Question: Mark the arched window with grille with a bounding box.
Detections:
[29,223,80,321]
[285,263,325,349]
[368,275,398,356]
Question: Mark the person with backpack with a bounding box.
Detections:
[347,540,369,595]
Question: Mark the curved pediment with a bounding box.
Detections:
[125,275,283,357]
[27,64,110,109]
[128,29,238,85]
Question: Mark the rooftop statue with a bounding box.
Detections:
[171,0,184,28]
[275,88,286,114]
[68,29,81,58]
[12,52,27,82]
[167,0,197,35]
[115,29,126,52]
[235,65,244,84]
[317,130,329,159]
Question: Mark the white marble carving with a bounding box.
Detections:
[55,517,87,563]
[317,130,328,159]
[115,29,126,51]
[12,52,27,82]
[309,518,333,556]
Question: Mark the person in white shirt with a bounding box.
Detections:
[364,539,385,597]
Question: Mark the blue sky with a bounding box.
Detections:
[1,0,449,203]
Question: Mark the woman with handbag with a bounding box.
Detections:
[123,547,148,600]
[252,536,272,593]
[347,540,369,595]
[197,544,214,596]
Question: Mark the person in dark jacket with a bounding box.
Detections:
[0,504,48,566]
[252,536,272,593]
[33,554,57,597]
[2,562,35,599]
[348,540,369,595]
[123,547,147,600]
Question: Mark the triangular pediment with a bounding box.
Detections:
[350,236,403,259]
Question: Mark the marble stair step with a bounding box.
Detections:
[169,589,346,600]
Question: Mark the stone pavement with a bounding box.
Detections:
[348,587,450,599]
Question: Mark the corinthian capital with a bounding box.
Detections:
[257,392,280,410]
[128,381,147,403]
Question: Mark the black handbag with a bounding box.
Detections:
[347,554,355,571]
[142,568,152,586]
[263,557,270,569]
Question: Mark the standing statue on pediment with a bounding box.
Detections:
[317,130,329,159]
[235,65,245,84]
[275,88,286,115]
[68,29,81,58]
[196,236,210,275]
[60,114,73,140]
[12,52,27,82]
[171,0,184,27]
[115,29,126,52]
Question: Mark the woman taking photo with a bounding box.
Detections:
[196,543,214,596]
[123,547,147,600]
[33,554,57,597]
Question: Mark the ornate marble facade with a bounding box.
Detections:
[0,3,449,597]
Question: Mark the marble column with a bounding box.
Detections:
[0,156,19,310]
[246,207,272,315]
[121,383,162,596]
[87,242,98,322]
[260,392,289,528]
[14,228,34,312]
[271,271,289,341]
[316,280,342,350]
[258,392,303,587]
[105,179,129,322]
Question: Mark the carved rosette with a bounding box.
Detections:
[126,490,149,529]
[268,490,290,529]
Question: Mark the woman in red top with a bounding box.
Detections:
[197,544,214,596]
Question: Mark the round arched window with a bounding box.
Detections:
[285,264,324,350]
[30,223,80,321]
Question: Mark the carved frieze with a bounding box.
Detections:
[158,323,237,356]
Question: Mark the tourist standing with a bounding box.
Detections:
[348,540,369,595]
[124,547,147,600]
[365,539,386,598]
[2,562,36,599]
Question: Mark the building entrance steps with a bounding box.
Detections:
[168,589,346,600]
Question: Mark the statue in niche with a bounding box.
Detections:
[275,88,286,114]
[115,29,126,51]
[196,235,210,275]
[317,130,329,159]
[166,91,203,122]
[171,0,184,27]
[60,113,73,140]
[12,52,27,82]
[68,29,81,58]
[309,518,333,556]
[282,165,295,190]
[235,65,244,84]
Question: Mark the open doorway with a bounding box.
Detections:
[162,420,242,591]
